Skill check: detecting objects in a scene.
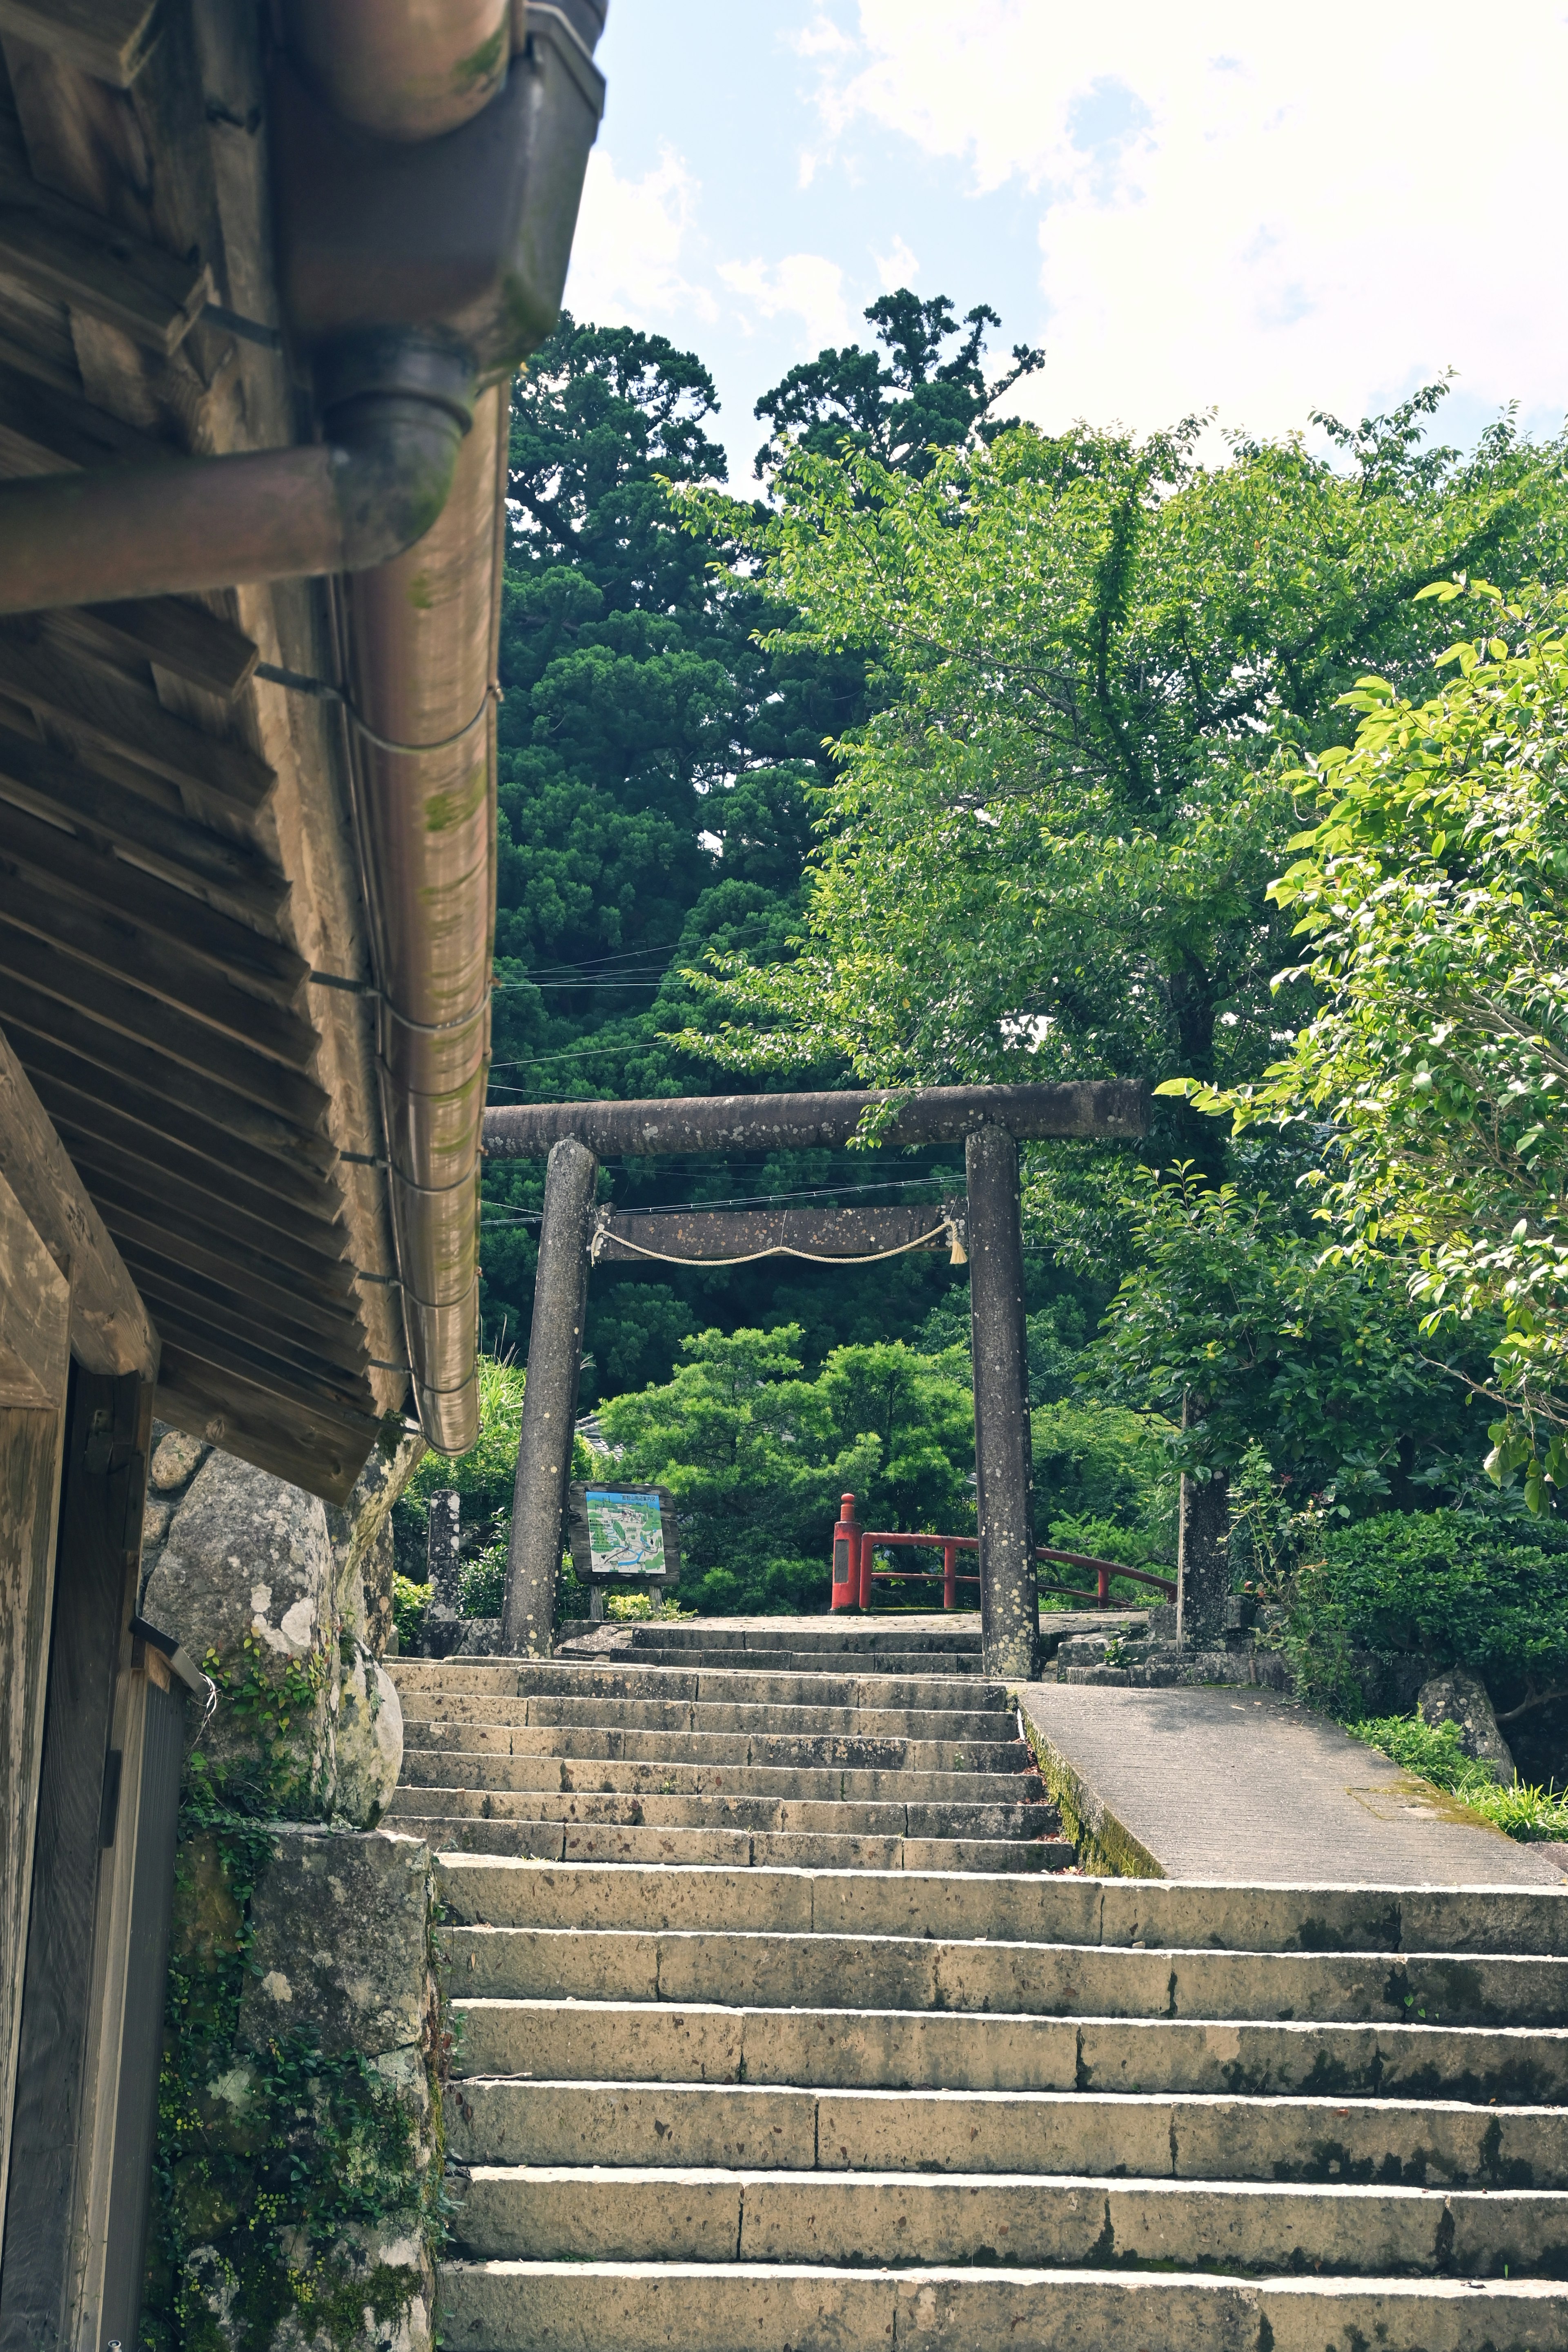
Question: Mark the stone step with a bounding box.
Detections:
[388,1786,1058,1838]
[401,1748,1044,1806]
[406,1819,1070,1871]
[438,2259,1568,2352]
[446,2079,1568,2187]
[601,1647,984,1676]
[399,1693,1017,1740]
[625,1623,988,1654]
[402,1724,1032,1773]
[390,1661,1011,1711]
[434,1856,1568,1957]
[449,2163,1568,2271]
[450,1997,1568,2105]
[445,1924,1568,2024]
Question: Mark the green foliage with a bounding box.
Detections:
[183,1637,329,1826]
[1094,1164,1485,1503]
[1348,1715,1568,1841]
[1031,1398,1176,1556]
[603,1590,693,1622]
[405,1354,528,1529]
[392,1576,430,1655]
[675,391,1564,1122]
[598,1325,976,1613]
[1180,584,1568,1503]
[1286,1508,1568,1717]
[751,287,1042,479]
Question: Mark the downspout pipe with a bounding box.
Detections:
[0,340,474,612]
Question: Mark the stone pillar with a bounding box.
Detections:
[425,1490,461,1613]
[965,1123,1039,1679]
[1176,1394,1230,1653]
[501,1137,598,1657]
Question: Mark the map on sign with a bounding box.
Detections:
[585,1488,666,1578]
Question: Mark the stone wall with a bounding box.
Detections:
[137,1426,443,2352]
[140,1421,421,1826]
[152,1825,445,2352]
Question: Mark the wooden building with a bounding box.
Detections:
[0,3,604,2343]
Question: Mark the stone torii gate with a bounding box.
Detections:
[482,1081,1146,1678]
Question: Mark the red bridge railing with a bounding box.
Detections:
[828,1492,1176,1613]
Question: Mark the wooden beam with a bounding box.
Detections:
[0,1174,68,2254]
[593,1204,956,1262]
[0,169,209,355]
[155,1347,378,1509]
[0,1,160,87]
[40,1102,351,1255]
[0,1023,156,1379]
[138,1287,376,1421]
[0,356,163,474]
[0,881,316,1070]
[0,936,333,1130]
[127,1276,374,1413]
[0,630,274,813]
[96,1201,359,1332]
[75,599,258,703]
[0,1163,68,1410]
[112,1241,372,1384]
[2,1012,335,1187]
[0,715,287,921]
[0,790,304,999]
[0,1368,146,2347]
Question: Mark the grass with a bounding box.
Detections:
[1348,1713,1568,1842]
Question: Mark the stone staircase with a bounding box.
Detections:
[388,1620,1074,1871]
[390,1624,1568,2348]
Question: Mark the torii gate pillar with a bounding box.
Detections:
[502,1136,598,1656]
[965,1123,1039,1678]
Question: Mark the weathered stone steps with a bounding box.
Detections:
[445,1922,1568,2022]
[421,1633,1568,2347]
[439,2261,1568,2350]
[445,2080,1568,2184]
[401,1722,1032,1773]
[389,1785,1056,1837]
[452,2165,1568,2271]
[451,1996,1568,2104]
[404,1818,1068,1871]
[400,1749,1044,1804]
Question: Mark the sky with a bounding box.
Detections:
[565,1,1568,487]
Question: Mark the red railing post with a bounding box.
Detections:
[830,1493,860,1611]
[1097,1561,1110,1609]
[858,1529,876,1611]
[943,1543,956,1610]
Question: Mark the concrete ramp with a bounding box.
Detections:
[1018,1682,1568,1884]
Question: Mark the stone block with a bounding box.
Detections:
[238,1825,432,2060]
[1418,1665,1516,1784]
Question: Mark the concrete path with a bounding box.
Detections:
[1019,1682,1568,1886]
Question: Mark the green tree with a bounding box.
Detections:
[1094,1165,1489,1510]
[597,1326,976,1613]
[752,288,1043,479]
[1175,585,1568,1505]
[677,394,1566,1138]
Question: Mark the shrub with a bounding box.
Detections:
[1287,1509,1568,1717]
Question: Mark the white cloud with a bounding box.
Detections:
[806,1,1568,442]
[563,143,715,328]
[873,232,920,291]
[718,252,854,349]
